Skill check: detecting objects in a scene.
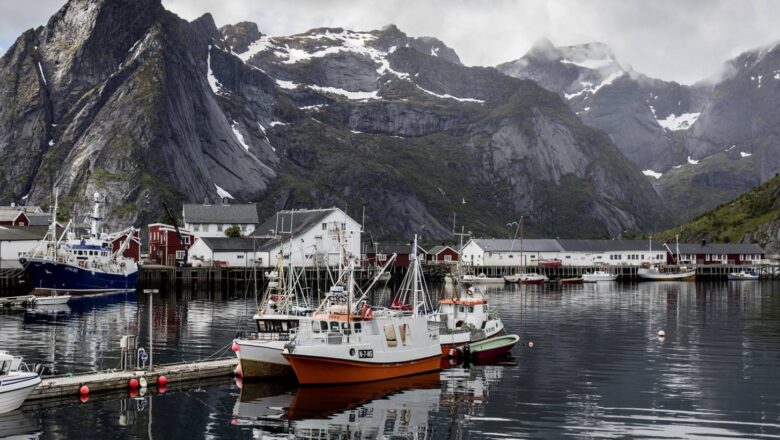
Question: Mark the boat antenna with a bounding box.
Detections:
[412,234,419,317]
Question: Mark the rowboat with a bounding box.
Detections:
[558,277,584,285]
[33,294,71,305]
[459,334,519,361]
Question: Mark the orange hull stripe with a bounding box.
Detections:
[285,354,441,384]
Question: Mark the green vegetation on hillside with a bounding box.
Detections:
[660,174,780,244]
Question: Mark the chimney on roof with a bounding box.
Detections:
[701,239,706,246]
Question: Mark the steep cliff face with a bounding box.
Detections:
[0,0,670,239]
[497,40,710,174]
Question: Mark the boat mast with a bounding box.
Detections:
[90,192,102,239]
[675,234,680,265]
[412,234,419,317]
[520,216,524,271]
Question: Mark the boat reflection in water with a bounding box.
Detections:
[233,365,505,438]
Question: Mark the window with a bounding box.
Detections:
[183,236,190,244]
[378,254,387,262]
[322,223,327,230]
[217,224,223,232]
[353,323,362,334]
[384,324,398,347]
[444,255,452,262]
[341,223,346,231]
[193,224,200,232]
[237,255,244,259]
[330,321,340,333]
[202,225,209,232]
[175,250,185,259]
[320,321,329,332]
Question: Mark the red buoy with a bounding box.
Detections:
[79,385,90,396]
[79,394,89,403]
[158,384,168,394]
[231,342,240,352]
[129,378,139,389]
[157,375,168,387]
[231,419,238,426]
[129,388,138,398]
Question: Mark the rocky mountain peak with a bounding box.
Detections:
[219,21,262,53]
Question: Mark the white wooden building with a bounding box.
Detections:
[188,237,262,267]
[182,203,259,238]
[250,208,362,267]
[461,238,667,267]
[0,226,48,269]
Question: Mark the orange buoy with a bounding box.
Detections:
[129,378,139,389]
[158,384,168,394]
[157,375,168,387]
[231,341,240,352]
[79,385,90,396]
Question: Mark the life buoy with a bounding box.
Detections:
[362,306,373,320]
[466,287,474,296]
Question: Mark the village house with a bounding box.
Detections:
[182,203,259,238]
[147,223,195,266]
[250,208,362,267]
[674,242,766,265]
[460,239,565,267]
[426,245,459,264]
[188,237,261,267]
[108,229,141,262]
[364,244,428,267]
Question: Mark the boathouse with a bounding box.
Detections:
[364,244,427,267]
[147,223,195,266]
[250,208,362,267]
[0,210,30,226]
[673,242,766,265]
[182,203,259,239]
[426,245,459,264]
[460,239,564,267]
[556,240,667,266]
[109,229,141,262]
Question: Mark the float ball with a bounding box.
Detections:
[158,384,168,394]
[79,394,89,404]
[657,330,666,338]
[528,341,534,348]
[157,375,168,387]
[129,378,139,389]
[129,388,138,398]
[79,385,90,396]
[234,364,243,377]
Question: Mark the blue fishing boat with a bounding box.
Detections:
[20,191,139,296]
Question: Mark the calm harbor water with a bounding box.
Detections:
[1,281,780,439]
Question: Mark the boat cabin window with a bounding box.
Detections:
[311,321,320,333]
[330,321,341,333]
[384,324,398,347]
[0,360,9,375]
[459,306,465,313]
[353,323,362,334]
[320,321,329,332]
[257,320,297,333]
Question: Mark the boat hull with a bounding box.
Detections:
[638,270,696,281]
[559,278,584,285]
[236,339,292,378]
[284,354,441,385]
[23,259,137,296]
[582,274,618,282]
[728,273,759,280]
[0,375,41,414]
[463,335,520,362]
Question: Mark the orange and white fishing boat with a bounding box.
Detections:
[284,236,441,385]
[429,286,504,354]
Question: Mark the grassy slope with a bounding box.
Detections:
[659,174,780,244]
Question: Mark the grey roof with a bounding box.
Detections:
[557,239,664,252]
[0,211,26,222]
[0,226,48,241]
[428,245,457,255]
[0,206,43,214]
[251,208,339,238]
[197,237,259,252]
[183,203,258,224]
[471,238,563,252]
[676,242,765,254]
[26,214,51,226]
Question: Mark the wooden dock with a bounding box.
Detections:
[28,357,238,400]
[0,295,35,306]
[463,263,780,280]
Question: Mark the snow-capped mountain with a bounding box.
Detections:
[498,39,710,174]
[0,0,670,239]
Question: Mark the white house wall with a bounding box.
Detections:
[267,210,362,268]
[0,239,39,266]
[460,240,666,267]
[185,223,256,239]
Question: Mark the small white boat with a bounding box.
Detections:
[0,351,41,414]
[33,294,71,305]
[503,274,521,283]
[638,265,696,281]
[728,270,759,280]
[462,273,504,284]
[582,271,618,282]
[518,273,548,284]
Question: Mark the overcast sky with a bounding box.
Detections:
[2,0,780,84]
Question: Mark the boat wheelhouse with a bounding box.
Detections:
[429,287,504,353]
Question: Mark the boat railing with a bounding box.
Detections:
[237,331,291,342]
[291,324,381,346]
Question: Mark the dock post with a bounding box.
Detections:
[144,289,159,372]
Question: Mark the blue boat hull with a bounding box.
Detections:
[22,259,137,296]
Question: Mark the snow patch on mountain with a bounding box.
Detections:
[740,151,752,158]
[415,85,484,103]
[37,62,47,86]
[564,71,624,100]
[231,121,250,152]
[687,156,699,165]
[207,46,224,95]
[657,112,700,131]
[642,169,663,179]
[275,79,298,90]
[560,57,614,70]
[214,184,234,200]
[308,85,379,100]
